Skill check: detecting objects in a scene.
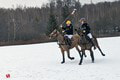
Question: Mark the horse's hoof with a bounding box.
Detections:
[84,55,87,57]
[94,47,96,50]
[92,61,94,63]
[102,54,105,56]
[79,63,82,65]
[61,61,65,64]
[71,57,75,60]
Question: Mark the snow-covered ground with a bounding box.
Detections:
[0,37,120,80]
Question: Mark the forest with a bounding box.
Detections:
[0,0,120,45]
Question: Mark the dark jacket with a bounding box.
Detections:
[80,23,91,35]
[62,24,73,35]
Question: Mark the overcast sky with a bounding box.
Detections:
[0,0,117,8]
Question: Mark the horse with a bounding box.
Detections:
[76,29,105,65]
[49,29,85,64]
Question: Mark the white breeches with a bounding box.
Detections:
[65,34,73,39]
[87,33,93,39]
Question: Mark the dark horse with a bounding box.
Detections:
[49,29,83,64]
[76,29,105,65]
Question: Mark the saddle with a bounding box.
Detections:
[80,34,91,45]
[80,34,96,49]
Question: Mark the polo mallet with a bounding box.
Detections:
[60,9,77,28]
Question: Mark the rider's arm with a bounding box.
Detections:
[82,23,91,33]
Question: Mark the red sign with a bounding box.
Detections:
[6,74,10,78]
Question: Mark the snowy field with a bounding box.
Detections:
[0,37,120,80]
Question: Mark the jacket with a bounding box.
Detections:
[80,23,91,35]
[62,24,73,35]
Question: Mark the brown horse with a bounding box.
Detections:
[49,29,85,64]
[77,29,105,65]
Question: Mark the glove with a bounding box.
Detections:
[83,30,86,33]
[62,30,65,33]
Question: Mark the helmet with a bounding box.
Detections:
[80,18,86,23]
[66,20,71,25]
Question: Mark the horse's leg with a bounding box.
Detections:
[76,46,87,57]
[61,49,65,64]
[94,37,105,56]
[79,50,85,65]
[97,45,105,56]
[90,49,94,63]
[75,46,82,58]
[67,50,74,60]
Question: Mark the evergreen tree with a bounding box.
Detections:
[46,14,58,35]
[46,1,58,35]
[62,4,70,22]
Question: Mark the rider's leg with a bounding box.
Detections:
[67,35,73,39]
[64,35,71,46]
[64,36,68,45]
[87,33,96,49]
[67,35,73,46]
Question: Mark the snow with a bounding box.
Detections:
[0,37,120,80]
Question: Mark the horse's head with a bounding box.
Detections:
[49,29,60,39]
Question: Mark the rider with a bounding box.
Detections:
[61,20,73,46]
[79,18,96,49]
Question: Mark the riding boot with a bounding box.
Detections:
[91,39,96,50]
[86,36,96,50]
[67,38,71,46]
[64,37,68,45]
[64,36,71,46]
